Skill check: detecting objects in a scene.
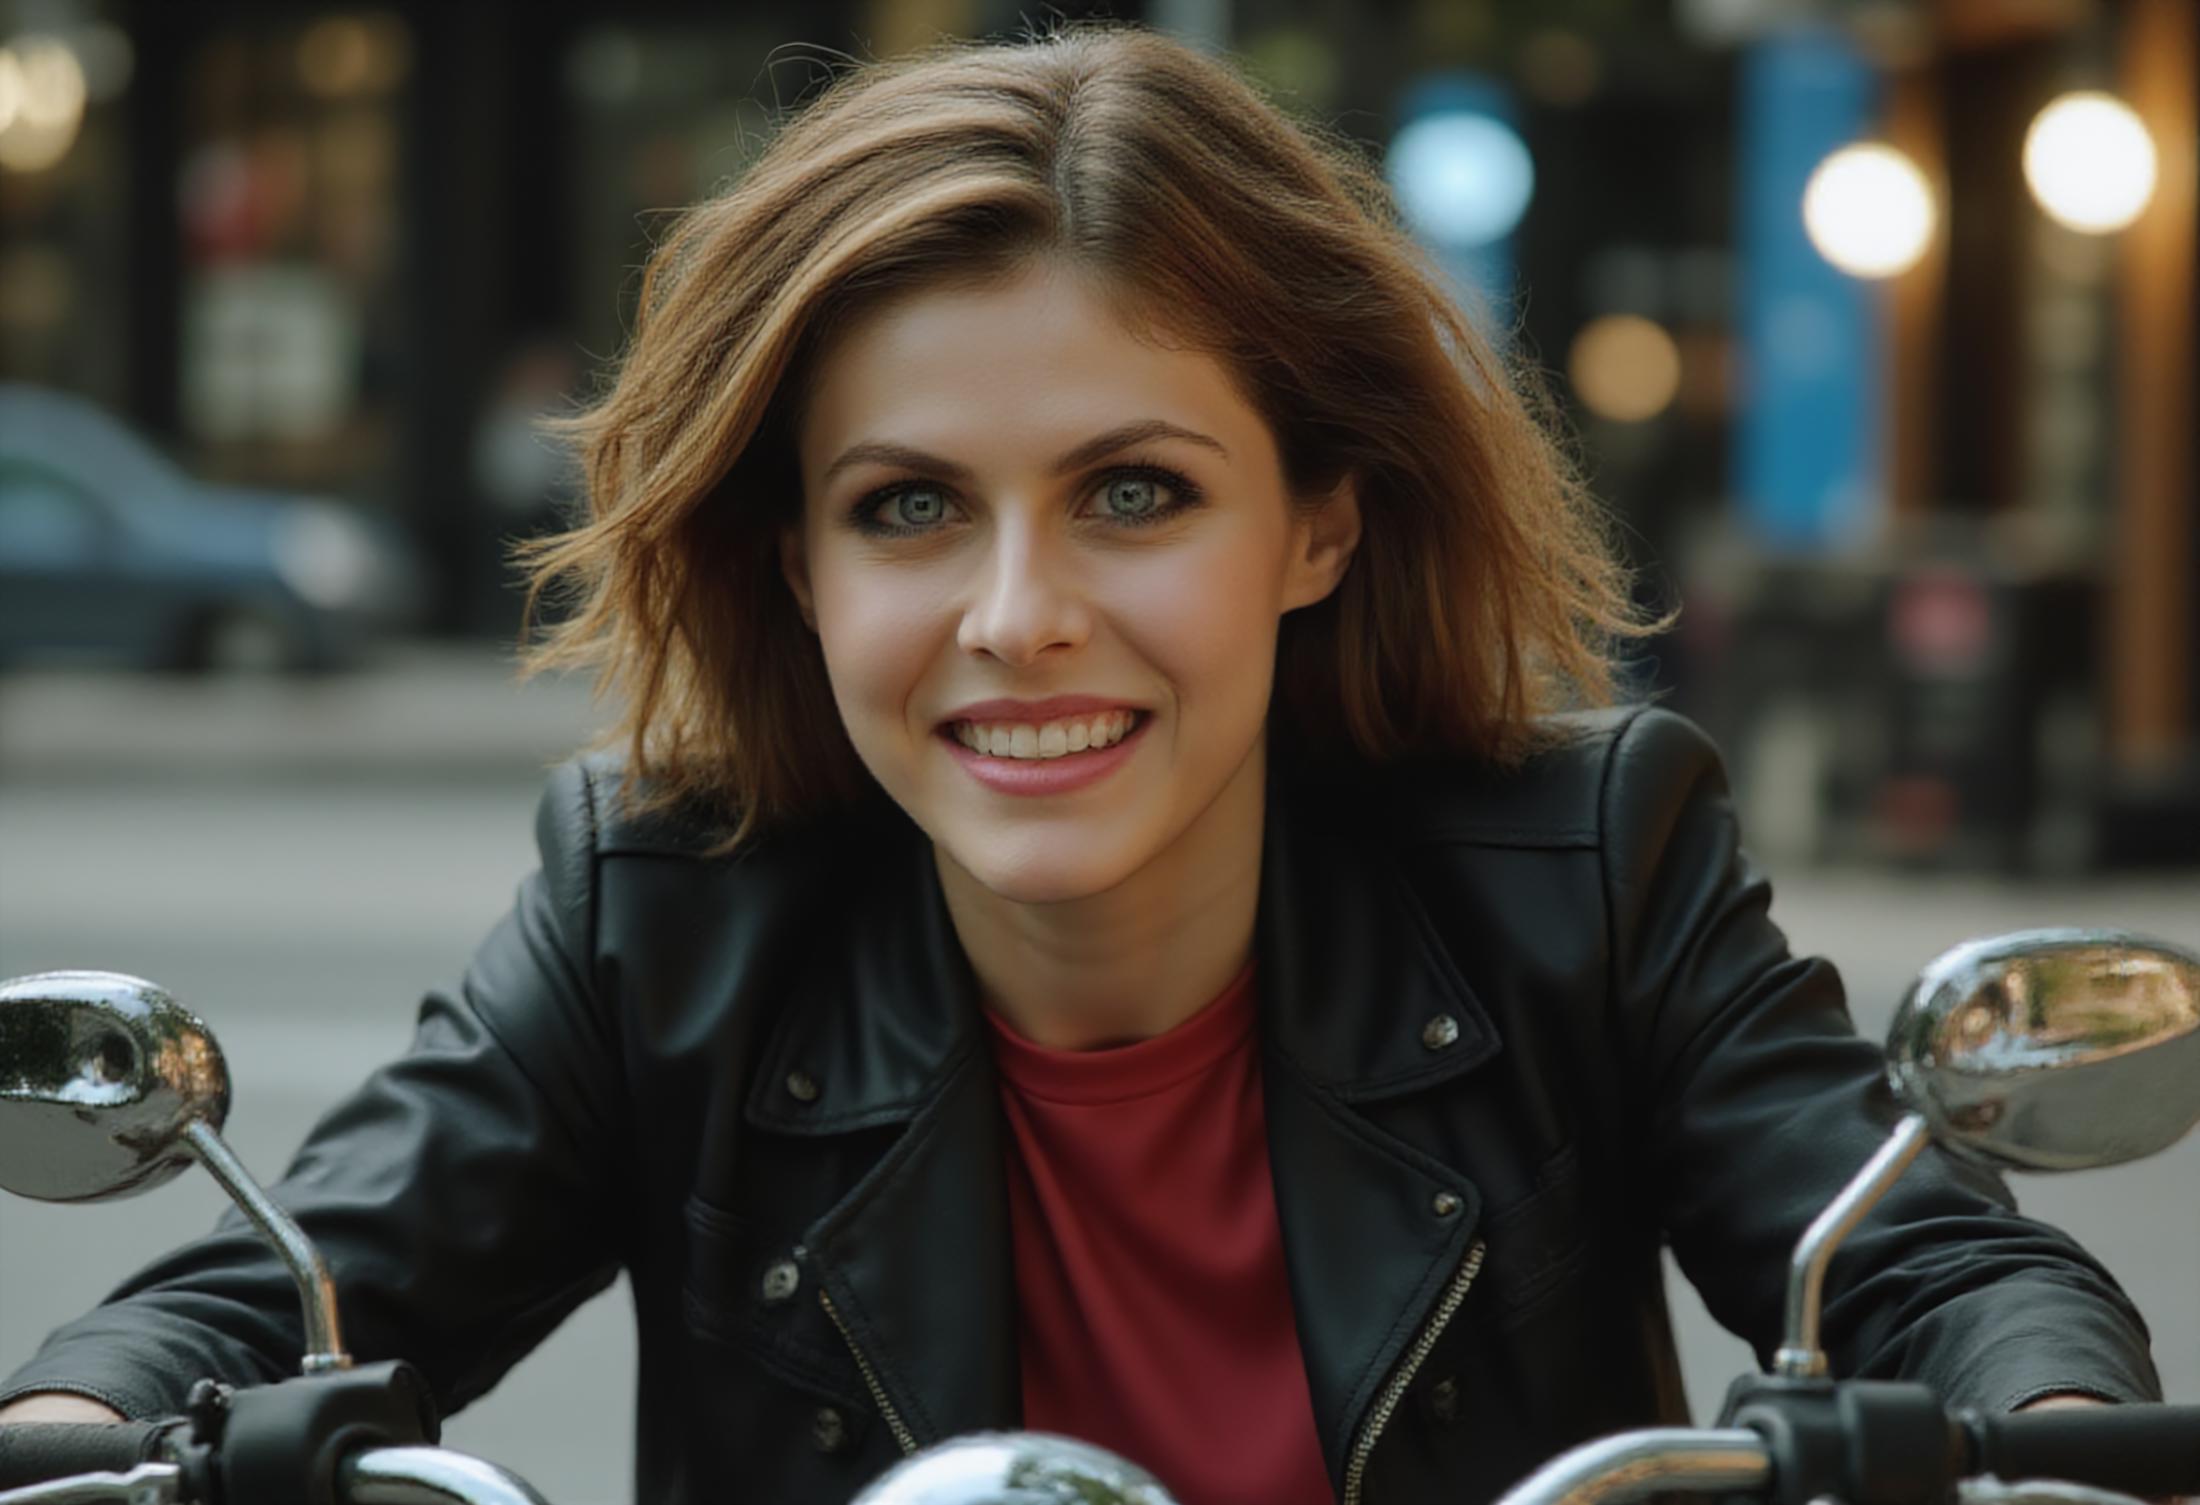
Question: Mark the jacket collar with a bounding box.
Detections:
[745,773,1499,1136]
[745,771,1503,1488]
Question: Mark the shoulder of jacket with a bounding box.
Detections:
[535,749,735,859]
[1349,702,1723,850]
[541,750,903,866]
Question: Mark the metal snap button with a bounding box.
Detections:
[1431,1191,1462,1218]
[1427,1376,1462,1424]
[785,1069,821,1104]
[761,1259,801,1303]
[1422,1014,1460,1051]
[811,1406,849,1454]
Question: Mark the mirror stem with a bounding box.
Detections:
[183,1119,352,1374]
[1774,1112,1932,1379]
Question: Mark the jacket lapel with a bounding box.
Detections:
[1256,781,1502,1493]
[803,1033,1020,1446]
[745,816,1020,1445]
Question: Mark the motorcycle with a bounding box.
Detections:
[0,928,2195,1505]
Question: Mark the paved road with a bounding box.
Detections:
[0,682,2193,1499]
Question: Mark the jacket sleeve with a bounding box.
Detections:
[0,760,629,1425]
[1603,707,2162,1412]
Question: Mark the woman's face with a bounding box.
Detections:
[785,261,1356,904]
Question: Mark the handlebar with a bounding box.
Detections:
[5,1392,2195,1505]
[1486,1426,1773,1505]
[1487,1395,2200,1505]
[1967,1405,2200,1503]
[0,1423,172,1495]
[337,1447,553,1505]
[0,1428,553,1505]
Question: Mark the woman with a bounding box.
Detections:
[0,22,2160,1505]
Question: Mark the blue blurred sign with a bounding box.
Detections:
[1735,32,1879,549]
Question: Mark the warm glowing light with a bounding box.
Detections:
[0,37,86,173]
[1569,315,1682,422]
[2024,91,2157,233]
[0,52,21,133]
[1802,143,1934,278]
[13,36,85,128]
[299,17,375,96]
[298,13,409,97]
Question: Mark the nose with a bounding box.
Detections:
[956,515,1090,667]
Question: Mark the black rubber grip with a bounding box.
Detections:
[1967,1404,2200,1499]
[0,1421,169,1490]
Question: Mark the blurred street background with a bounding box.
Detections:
[1,0,2196,1498]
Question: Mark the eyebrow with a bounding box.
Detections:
[819,418,1230,490]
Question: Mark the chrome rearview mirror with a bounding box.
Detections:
[1774,929,2200,1381]
[1888,928,2200,1172]
[0,970,229,1203]
[0,969,353,1373]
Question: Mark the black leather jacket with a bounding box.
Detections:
[3,706,2161,1505]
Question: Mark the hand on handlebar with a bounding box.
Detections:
[2010,1396,2188,1505]
[0,1396,125,1427]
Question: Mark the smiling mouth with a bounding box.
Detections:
[944,709,1147,760]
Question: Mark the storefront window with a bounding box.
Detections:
[176,10,408,496]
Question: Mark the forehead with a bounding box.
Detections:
[793,265,1261,480]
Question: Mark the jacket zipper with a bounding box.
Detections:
[819,1287,920,1457]
[1341,1236,1487,1505]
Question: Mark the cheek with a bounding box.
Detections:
[1104,528,1287,707]
[811,559,953,726]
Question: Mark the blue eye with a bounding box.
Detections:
[1097,475,1161,520]
[894,489,948,527]
[847,462,1203,538]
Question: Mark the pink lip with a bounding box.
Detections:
[939,711,1152,797]
[941,694,1145,726]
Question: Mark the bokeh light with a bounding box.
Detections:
[2024,90,2157,234]
[0,36,88,173]
[1386,109,1535,250]
[297,12,410,99]
[1801,142,1934,278]
[1569,314,1684,422]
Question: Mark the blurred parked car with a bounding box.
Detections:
[0,384,422,672]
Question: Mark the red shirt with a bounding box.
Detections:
[984,964,1333,1505]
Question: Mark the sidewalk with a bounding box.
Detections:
[0,644,618,779]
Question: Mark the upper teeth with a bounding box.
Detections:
[954,711,1138,759]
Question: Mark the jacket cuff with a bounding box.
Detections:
[1883,1276,2163,1413]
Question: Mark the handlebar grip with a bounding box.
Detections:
[0,1421,170,1491]
[1966,1405,2200,1500]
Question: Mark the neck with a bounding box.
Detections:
[935,740,1267,1052]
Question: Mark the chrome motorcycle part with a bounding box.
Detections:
[1773,1115,1932,1379]
[338,1446,554,1505]
[1774,929,2200,1380]
[178,1119,350,1373]
[1887,928,2200,1172]
[0,970,352,1374]
[1484,1427,1772,1505]
[850,1432,1180,1505]
[0,971,228,1204]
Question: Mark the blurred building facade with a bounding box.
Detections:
[0,0,2193,867]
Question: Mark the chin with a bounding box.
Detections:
[942,828,1147,906]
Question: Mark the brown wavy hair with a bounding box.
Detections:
[519,18,1656,851]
